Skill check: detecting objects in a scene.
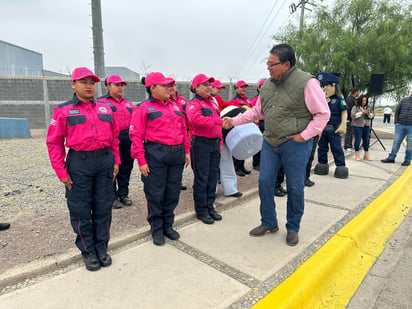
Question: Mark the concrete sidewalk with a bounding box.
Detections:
[0,137,410,308]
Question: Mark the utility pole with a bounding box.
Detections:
[299,0,306,31]
[91,0,105,96]
[289,0,320,32]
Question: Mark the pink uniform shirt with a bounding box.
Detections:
[230,94,253,108]
[232,78,330,141]
[186,94,223,139]
[170,93,188,116]
[129,96,190,166]
[250,95,259,107]
[97,94,133,131]
[46,95,121,180]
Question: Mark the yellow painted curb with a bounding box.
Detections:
[253,167,412,309]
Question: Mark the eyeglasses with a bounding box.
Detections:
[266,62,282,68]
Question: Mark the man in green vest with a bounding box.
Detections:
[223,44,330,246]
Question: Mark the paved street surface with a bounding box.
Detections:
[0,129,411,308]
[348,210,412,308]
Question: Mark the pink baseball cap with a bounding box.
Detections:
[71,67,100,82]
[257,79,266,88]
[211,80,226,89]
[192,74,215,89]
[144,72,175,87]
[106,74,127,85]
[235,80,249,88]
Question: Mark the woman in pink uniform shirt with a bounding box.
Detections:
[129,72,190,246]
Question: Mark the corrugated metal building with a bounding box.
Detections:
[0,40,44,76]
[105,66,140,80]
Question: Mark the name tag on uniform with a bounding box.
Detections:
[68,109,80,115]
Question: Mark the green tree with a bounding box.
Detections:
[273,0,412,99]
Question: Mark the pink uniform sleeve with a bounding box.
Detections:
[110,117,121,165]
[300,78,330,141]
[129,105,148,166]
[232,96,264,126]
[46,107,70,180]
[182,123,191,154]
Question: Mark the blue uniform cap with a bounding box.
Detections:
[316,72,340,86]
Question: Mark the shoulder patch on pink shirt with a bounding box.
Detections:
[98,106,108,113]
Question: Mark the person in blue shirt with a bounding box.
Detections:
[314,72,349,179]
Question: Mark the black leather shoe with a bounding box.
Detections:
[278,186,287,194]
[164,228,180,240]
[196,214,215,224]
[286,231,299,246]
[226,192,243,198]
[0,223,10,231]
[112,199,122,209]
[381,158,395,163]
[236,170,246,177]
[98,253,112,267]
[180,185,187,190]
[241,168,251,175]
[274,188,287,197]
[305,178,315,187]
[401,161,410,166]
[249,225,279,237]
[83,254,101,271]
[253,166,260,171]
[120,196,133,206]
[153,234,165,246]
[209,210,222,221]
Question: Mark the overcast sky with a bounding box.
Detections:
[0,0,316,82]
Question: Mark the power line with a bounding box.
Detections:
[238,0,280,70]
[239,0,289,77]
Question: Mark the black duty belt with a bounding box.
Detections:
[69,147,110,157]
[323,124,339,131]
[193,135,221,145]
[119,129,129,136]
[145,141,184,152]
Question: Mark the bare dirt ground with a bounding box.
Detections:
[0,129,259,275]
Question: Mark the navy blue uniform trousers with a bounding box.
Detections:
[142,144,185,236]
[317,129,345,166]
[191,136,220,216]
[66,149,115,257]
[114,132,134,198]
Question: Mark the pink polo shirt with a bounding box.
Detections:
[129,96,190,166]
[232,78,330,141]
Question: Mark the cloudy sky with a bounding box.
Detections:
[0,0,317,82]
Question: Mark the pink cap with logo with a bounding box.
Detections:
[71,67,100,82]
[235,80,249,88]
[106,74,127,85]
[257,79,266,88]
[168,77,176,85]
[192,74,215,89]
[211,80,226,89]
[145,72,175,87]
